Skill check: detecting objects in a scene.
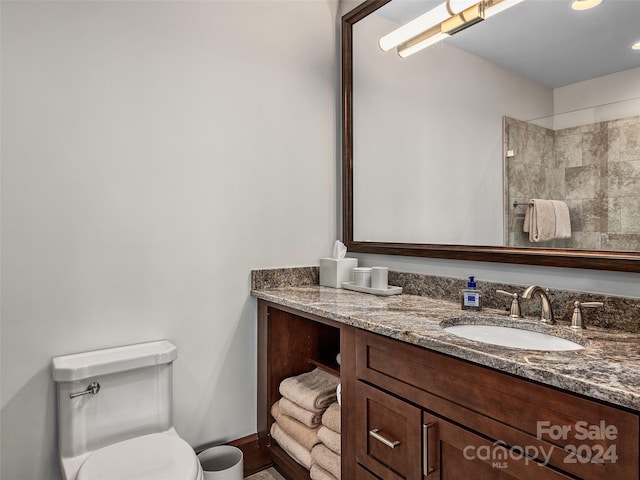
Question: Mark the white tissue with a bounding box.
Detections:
[332,240,347,259]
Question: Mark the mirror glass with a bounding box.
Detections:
[350,0,640,256]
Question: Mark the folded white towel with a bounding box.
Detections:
[551,200,571,239]
[523,199,572,242]
[523,199,556,242]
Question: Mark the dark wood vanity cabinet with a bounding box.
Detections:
[354,328,639,480]
[257,299,639,480]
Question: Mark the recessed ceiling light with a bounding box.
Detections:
[633,41,640,51]
[571,0,603,11]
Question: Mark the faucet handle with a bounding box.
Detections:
[581,302,604,308]
[496,290,523,318]
[570,301,603,329]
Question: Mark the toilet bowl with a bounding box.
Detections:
[76,432,202,480]
[52,340,203,480]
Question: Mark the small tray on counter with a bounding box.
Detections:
[342,282,402,296]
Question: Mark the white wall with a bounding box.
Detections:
[352,253,640,298]
[554,66,640,115]
[548,66,640,129]
[0,1,338,479]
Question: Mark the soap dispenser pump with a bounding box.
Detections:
[461,276,483,311]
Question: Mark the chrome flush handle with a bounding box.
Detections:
[69,382,101,399]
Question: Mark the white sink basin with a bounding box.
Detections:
[443,324,584,351]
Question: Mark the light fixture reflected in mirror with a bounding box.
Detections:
[571,0,603,11]
[383,0,527,58]
[398,26,449,58]
[442,2,485,34]
[379,0,478,52]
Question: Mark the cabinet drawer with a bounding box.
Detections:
[356,381,422,480]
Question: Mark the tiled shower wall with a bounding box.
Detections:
[506,115,640,251]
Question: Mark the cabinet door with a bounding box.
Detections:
[356,381,422,480]
[356,464,383,480]
[423,411,574,480]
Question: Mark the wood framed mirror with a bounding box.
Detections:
[342,0,640,272]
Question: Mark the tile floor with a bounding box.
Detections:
[245,467,286,480]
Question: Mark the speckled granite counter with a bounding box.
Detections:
[251,284,640,412]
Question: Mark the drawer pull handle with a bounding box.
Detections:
[423,422,436,476]
[369,429,400,449]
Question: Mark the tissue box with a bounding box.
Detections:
[319,257,358,288]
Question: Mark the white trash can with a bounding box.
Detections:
[197,445,243,480]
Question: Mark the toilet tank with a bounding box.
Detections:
[52,341,178,458]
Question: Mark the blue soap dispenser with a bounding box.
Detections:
[461,276,483,311]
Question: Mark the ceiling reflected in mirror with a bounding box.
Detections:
[377,0,640,86]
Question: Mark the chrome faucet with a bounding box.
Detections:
[522,285,555,324]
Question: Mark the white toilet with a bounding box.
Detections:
[52,340,204,480]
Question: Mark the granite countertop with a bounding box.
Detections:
[251,285,640,412]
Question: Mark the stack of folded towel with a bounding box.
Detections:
[311,401,341,480]
[270,368,340,471]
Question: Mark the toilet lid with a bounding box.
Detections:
[77,433,201,480]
